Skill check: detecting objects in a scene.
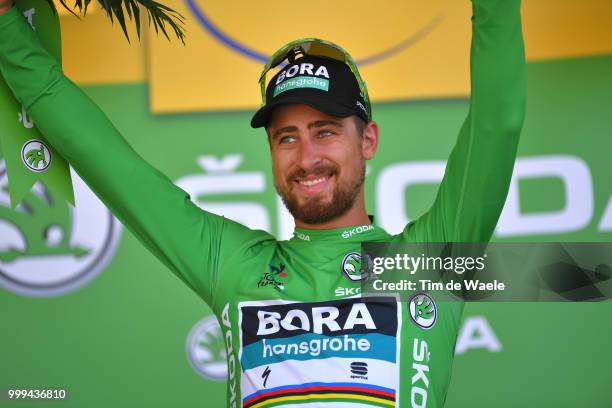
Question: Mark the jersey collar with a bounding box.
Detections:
[291,218,389,242]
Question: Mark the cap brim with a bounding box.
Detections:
[250,95,355,128]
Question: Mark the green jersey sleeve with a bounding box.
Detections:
[0,6,272,305]
[405,0,526,243]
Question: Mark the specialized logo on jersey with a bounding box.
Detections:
[341,252,365,282]
[238,297,400,407]
[408,293,437,330]
[257,263,288,291]
[186,315,227,381]
[21,139,52,172]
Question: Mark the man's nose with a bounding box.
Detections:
[296,137,323,170]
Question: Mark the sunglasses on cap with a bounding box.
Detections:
[258,38,372,122]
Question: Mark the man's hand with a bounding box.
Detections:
[0,0,13,15]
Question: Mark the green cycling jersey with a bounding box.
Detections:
[0,0,525,406]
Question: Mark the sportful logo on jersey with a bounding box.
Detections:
[350,361,368,380]
[238,297,401,407]
[408,293,437,330]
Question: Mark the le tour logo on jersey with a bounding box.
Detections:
[276,63,330,85]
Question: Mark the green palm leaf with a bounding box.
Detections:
[47,0,185,43]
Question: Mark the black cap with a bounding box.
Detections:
[250,55,369,128]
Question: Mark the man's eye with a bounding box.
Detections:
[279,135,296,144]
[319,130,335,137]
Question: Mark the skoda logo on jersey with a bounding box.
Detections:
[186,315,227,381]
[341,252,365,282]
[408,293,437,330]
[0,161,122,297]
[21,139,52,172]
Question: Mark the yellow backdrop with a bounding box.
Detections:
[57,0,612,113]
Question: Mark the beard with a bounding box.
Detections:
[276,163,365,225]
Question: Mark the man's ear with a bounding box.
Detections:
[362,121,379,160]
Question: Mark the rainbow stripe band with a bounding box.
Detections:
[243,382,396,408]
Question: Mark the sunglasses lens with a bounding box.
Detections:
[306,42,346,61]
[269,50,290,69]
[269,41,346,71]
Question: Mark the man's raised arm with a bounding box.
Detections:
[0,3,265,305]
[406,0,526,243]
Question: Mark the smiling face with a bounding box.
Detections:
[267,104,378,228]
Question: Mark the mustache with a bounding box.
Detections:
[287,165,338,182]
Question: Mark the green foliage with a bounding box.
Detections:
[47,0,185,44]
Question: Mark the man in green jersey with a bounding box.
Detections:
[0,0,525,406]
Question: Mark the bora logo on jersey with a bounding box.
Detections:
[237,297,400,407]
